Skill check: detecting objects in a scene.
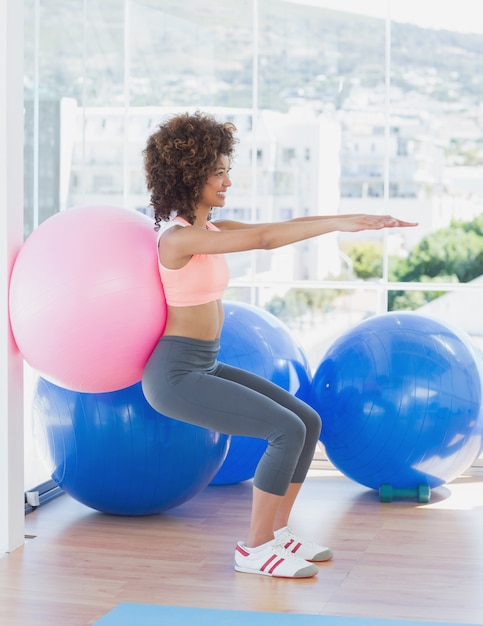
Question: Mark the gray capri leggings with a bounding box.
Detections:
[142,335,322,496]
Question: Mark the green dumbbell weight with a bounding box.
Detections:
[379,483,431,503]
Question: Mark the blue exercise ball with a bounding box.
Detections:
[211,301,312,485]
[32,377,230,515]
[310,312,483,491]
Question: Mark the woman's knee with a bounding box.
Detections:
[303,405,322,440]
[270,410,307,453]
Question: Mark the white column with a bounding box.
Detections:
[0,0,25,554]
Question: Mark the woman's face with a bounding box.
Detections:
[199,154,232,210]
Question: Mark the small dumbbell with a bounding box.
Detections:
[379,483,431,503]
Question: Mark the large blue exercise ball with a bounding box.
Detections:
[32,377,230,515]
[211,301,312,485]
[310,312,483,491]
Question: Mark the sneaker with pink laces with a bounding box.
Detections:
[234,540,318,578]
[274,526,333,562]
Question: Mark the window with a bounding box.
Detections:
[23,0,483,491]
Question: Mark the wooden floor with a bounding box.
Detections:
[2,462,483,626]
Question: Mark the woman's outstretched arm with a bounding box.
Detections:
[162,214,418,262]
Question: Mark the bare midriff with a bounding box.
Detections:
[162,299,224,341]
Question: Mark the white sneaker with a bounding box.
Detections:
[274,526,333,562]
[234,540,318,578]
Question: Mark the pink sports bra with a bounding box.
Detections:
[158,216,230,307]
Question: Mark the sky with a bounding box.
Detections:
[287,0,483,34]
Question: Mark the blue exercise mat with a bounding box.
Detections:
[94,604,479,626]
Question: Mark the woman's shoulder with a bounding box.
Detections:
[157,216,188,242]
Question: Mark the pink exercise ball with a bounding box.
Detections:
[9,205,166,393]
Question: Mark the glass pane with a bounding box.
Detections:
[252,1,388,285]
[227,283,381,373]
[266,285,381,372]
[386,0,483,361]
[129,1,253,108]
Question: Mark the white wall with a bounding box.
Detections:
[0,0,25,554]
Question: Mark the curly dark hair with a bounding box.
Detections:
[143,111,238,229]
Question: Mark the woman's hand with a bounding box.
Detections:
[338,214,418,232]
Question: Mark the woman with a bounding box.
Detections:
[142,111,417,578]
